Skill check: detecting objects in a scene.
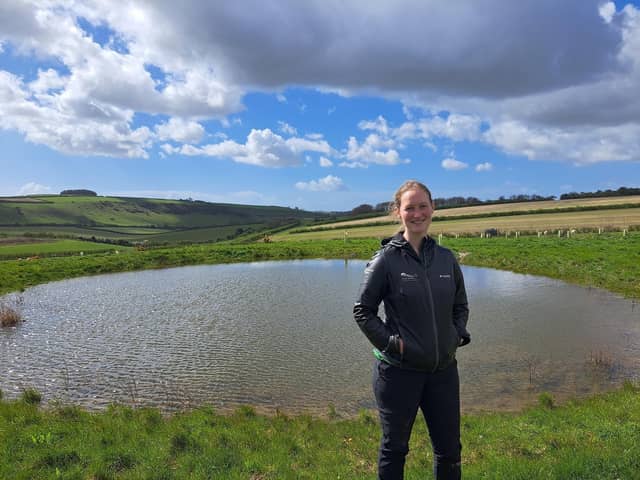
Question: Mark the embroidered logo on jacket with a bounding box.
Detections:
[400,272,419,281]
[439,274,451,278]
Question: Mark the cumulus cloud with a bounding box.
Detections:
[475,162,493,172]
[0,71,152,158]
[278,121,297,136]
[18,182,52,195]
[1,1,639,165]
[342,134,409,167]
[483,120,640,164]
[319,156,333,167]
[174,128,332,167]
[442,158,468,170]
[599,2,616,23]
[155,117,205,143]
[295,175,346,192]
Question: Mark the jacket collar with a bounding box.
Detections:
[382,231,435,254]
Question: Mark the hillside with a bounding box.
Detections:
[274,196,640,241]
[0,195,325,244]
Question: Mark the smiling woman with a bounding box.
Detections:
[354,179,470,479]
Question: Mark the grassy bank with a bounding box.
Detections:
[443,232,640,299]
[0,239,377,296]
[1,233,638,299]
[1,384,638,479]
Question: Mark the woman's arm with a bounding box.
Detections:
[353,251,397,352]
[452,261,471,346]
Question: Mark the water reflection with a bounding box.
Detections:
[1,261,638,415]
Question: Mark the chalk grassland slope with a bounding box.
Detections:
[301,195,640,230]
[275,207,640,241]
[0,195,323,243]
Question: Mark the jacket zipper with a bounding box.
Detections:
[403,242,440,372]
[421,246,440,372]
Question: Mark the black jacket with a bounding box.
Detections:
[353,233,470,372]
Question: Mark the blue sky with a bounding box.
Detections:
[1,1,639,211]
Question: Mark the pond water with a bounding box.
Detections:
[1,260,639,415]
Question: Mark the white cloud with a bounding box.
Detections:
[0,71,153,158]
[175,128,333,167]
[359,116,390,136]
[278,121,297,136]
[18,182,52,195]
[599,2,616,23]
[416,114,482,142]
[295,175,346,192]
[344,134,409,167]
[29,69,68,94]
[0,1,639,166]
[338,161,368,168]
[475,162,493,172]
[442,158,468,170]
[483,120,640,165]
[155,117,205,144]
[319,156,333,167]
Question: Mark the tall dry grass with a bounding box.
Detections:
[0,299,22,327]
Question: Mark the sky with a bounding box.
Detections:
[1,1,640,212]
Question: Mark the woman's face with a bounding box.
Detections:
[397,188,434,237]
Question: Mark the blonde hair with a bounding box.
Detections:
[389,180,433,214]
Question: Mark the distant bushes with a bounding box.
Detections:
[560,186,640,200]
[60,189,97,196]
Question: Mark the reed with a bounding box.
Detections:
[0,303,21,327]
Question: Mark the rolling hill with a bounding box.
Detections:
[0,195,327,244]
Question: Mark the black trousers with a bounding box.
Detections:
[373,359,462,480]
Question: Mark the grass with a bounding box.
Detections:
[0,238,378,296]
[441,232,640,299]
[0,239,130,260]
[1,232,638,299]
[0,303,22,327]
[0,384,638,479]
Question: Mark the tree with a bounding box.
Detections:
[60,189,97,196]
[351,204,374,215]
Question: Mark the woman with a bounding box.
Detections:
[353,180,470,480]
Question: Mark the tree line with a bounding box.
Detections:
[350,194,555,215]
[559,186,640,200]
[349,186,639,216]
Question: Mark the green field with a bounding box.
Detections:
[0,240,130,260]
[0,194,326,245]
[1,383,638,479]
[1,233,639,300]
[275,207,640,240]
[2,198,640,478]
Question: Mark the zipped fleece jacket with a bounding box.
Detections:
[354,233,470,372]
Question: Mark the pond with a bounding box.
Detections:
[1,260,639,415]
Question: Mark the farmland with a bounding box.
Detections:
[274,207,640,241]
[0,194,325,244]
